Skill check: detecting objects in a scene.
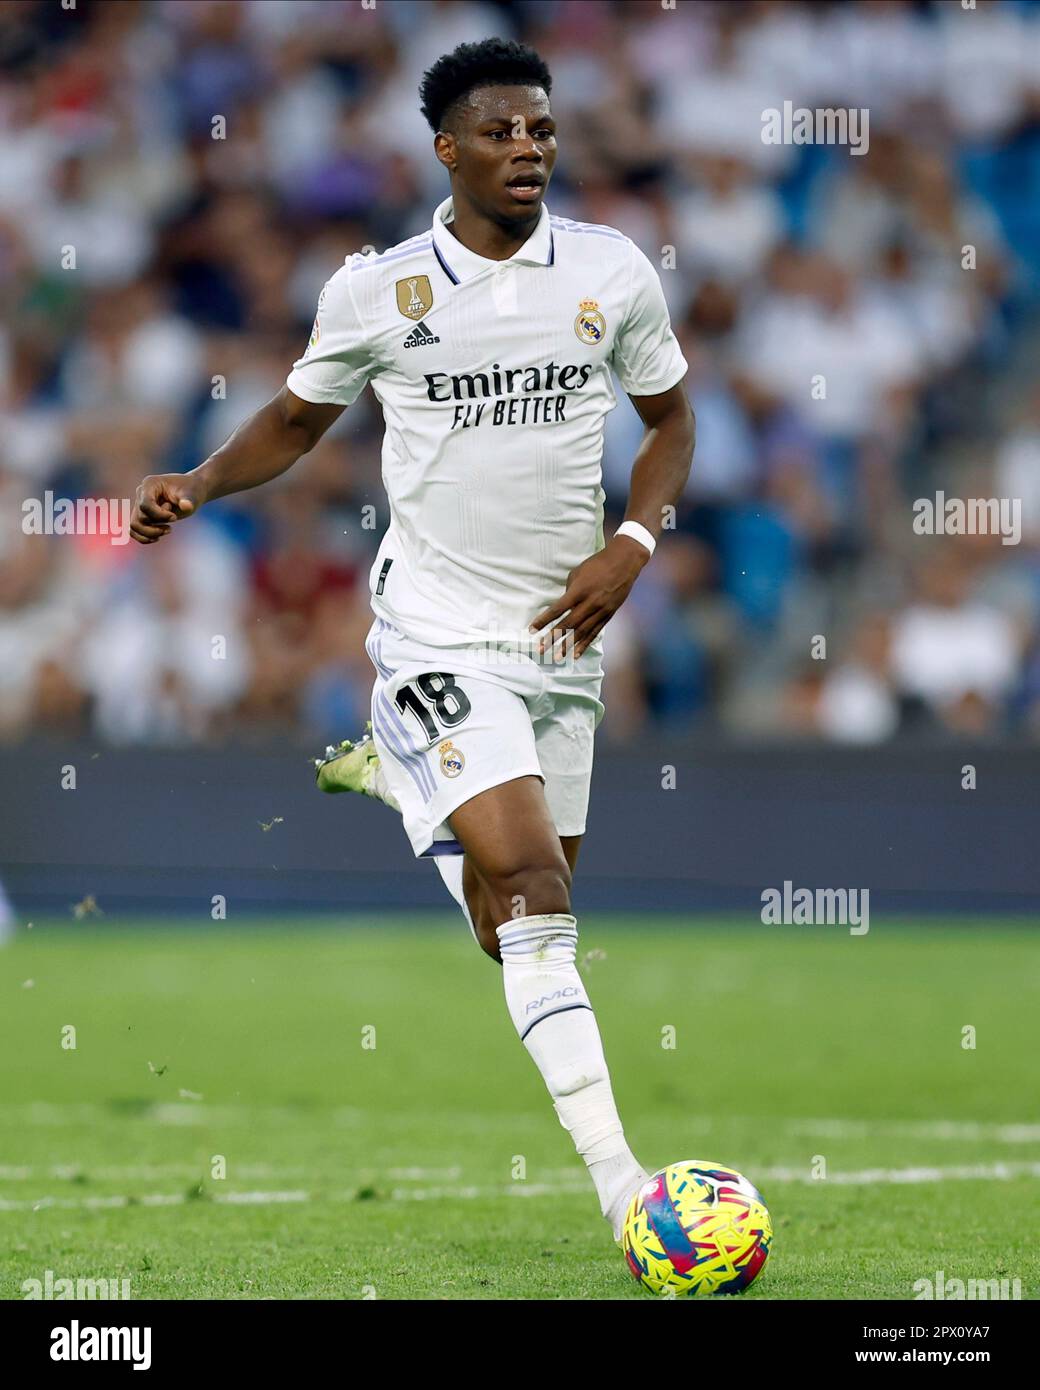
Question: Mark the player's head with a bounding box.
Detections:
[420,38,555,226]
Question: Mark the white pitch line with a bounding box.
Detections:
[0,1163,471,1183]
[758,1161,1040,1185]
[0,1103,483,1130]
[785,1118,1040,1144]
[0,1190,310,1213]
[1,1162,1038,1213]
[4,1104,1040,1144]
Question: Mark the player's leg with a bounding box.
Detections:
[314,731,568,953]
[459,684,597,953]
[461,830,581,958]
[449,775,568,955]
[449,777,646,1239]
[316,751,565,954]
[317,631,644,1235]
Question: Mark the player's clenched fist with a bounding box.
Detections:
[129,474,206,544]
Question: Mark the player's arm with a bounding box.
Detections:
[132,261,375,544]
[129,388,343,544]
[531,382,694,657]
[618,381,696,552]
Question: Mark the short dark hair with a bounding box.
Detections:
[419,38,552,133]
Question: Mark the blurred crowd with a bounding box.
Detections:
[2,0,1040,748]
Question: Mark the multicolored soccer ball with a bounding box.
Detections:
[622,1160,772,1296]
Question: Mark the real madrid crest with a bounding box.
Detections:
[439,740,465,778]
[574,298,606,345]
[396,275,434,321]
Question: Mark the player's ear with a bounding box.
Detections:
[433,130,457,173]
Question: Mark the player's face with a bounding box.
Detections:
[444,85,556,223]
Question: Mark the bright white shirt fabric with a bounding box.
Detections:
[287,196,687,647]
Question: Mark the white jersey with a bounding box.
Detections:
[287,196,687,647]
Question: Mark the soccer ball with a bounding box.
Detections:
[622,1160,772,1296]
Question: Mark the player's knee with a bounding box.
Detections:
[491,859,572,922]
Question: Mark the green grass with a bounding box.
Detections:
[1,917,1037,1300]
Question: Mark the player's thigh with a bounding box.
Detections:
[448,775,571,887]
[455,694,594,893]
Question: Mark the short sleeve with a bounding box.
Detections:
[286,261,379,406]
[610,242,688,397]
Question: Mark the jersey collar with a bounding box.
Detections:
[431,195,554,284]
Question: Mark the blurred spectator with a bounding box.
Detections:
[890,548,1022,736]
[672,154,785,285]
[817,613,899,745]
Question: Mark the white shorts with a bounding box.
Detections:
[365,617,604,858]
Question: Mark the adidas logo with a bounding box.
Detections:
[403,321,440,349]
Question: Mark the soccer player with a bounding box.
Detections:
[130,38,694,1240]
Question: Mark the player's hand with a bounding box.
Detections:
[129,473,206,544]
[529,535,650,659]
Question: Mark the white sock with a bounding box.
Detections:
[433,853,477,942]
[370,761,400,812]
[496,913,646,1235]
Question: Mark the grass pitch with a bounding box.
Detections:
[1,917,1037,1300]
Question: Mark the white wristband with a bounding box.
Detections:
[615,520,656,556]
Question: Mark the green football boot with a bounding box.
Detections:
[313,723,400,810]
